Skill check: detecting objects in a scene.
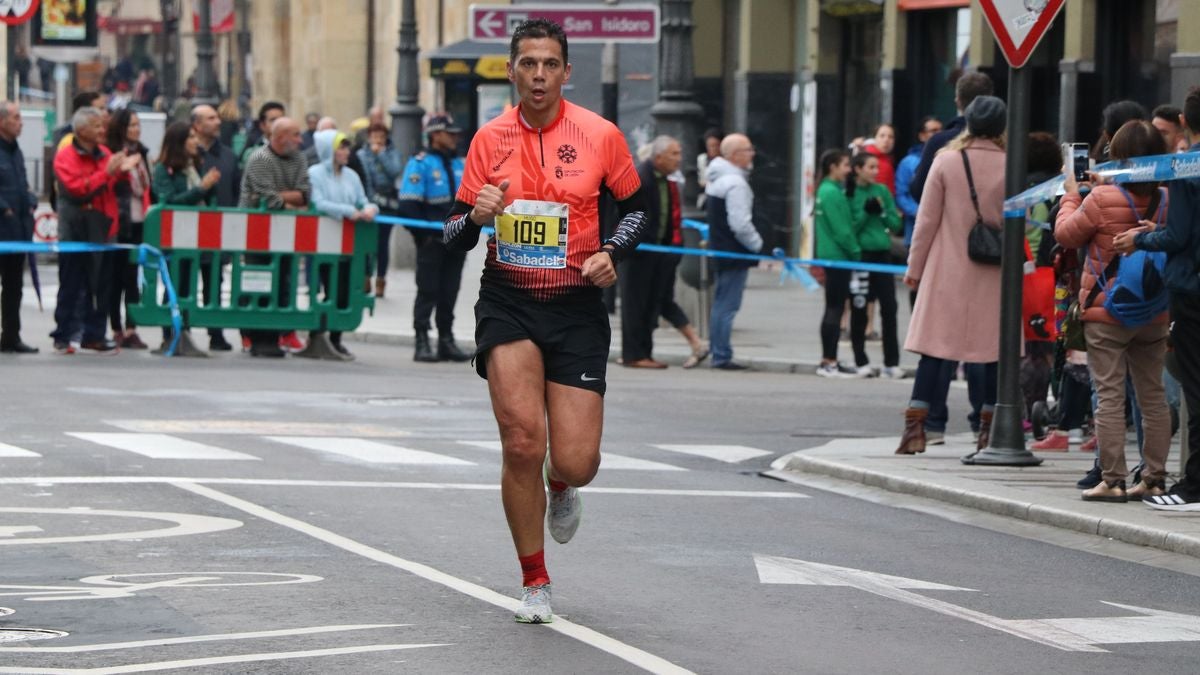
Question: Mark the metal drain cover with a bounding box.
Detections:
[352,396,441,407]
[0,628,69,643]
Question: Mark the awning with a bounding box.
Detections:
[897,0,970,10]
[822,0,884,17]
[425,39,509,80]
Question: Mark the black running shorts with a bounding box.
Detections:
[473,285,610,395]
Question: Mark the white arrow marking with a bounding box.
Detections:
[754,555,1106,652]
[477,10,502,38]
[653,444,772,463]
[0,443,40,458]
[999,602,1200,646]
[0,526,43,538]
[754,555,976,591]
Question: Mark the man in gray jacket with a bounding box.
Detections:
[704,133,763,370]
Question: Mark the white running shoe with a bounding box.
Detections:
[548,484,582,544]
[515,583,553,623]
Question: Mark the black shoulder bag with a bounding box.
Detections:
[961,150,1003,265]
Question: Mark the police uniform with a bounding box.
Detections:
[398,137,470,361]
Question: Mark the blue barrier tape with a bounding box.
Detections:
[1003,150,1200,213]
[374,214,908,279]
[0,241,183,356]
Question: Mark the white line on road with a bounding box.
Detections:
[0,624,407,653]
[0,507,241,546]
[67,433,259,461]
[0,644,448,674]
[456,441,688,471]
[267,436,474,465]
[172,482,696,675]
[104,420,410,437]
[0,443,40,458]
[0,476,807,498]
[652,444,773,463]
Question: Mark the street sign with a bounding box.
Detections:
[0,0,38,26]
[469,4,659,44]
[978,0,1066,68]
[756,555,1200,652]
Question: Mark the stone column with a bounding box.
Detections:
[390,0,425,158]
[1171,0,1200,106]
[192,0,220,105]
[652,0,705,215]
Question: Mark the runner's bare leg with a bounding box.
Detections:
[546,382,603,486]
[488,340,550,556]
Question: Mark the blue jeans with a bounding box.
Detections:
[924,360,990,433]
[709,267,748,366]
[913,356,996,432]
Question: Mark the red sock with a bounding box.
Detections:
[519,549,550,587]
[547,477,569,493]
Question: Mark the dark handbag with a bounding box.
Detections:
[961,150,1003,265]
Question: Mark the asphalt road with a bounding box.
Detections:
[2,342,1199,674]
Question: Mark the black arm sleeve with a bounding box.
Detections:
[602,189,649,262]
[444,199,484,251]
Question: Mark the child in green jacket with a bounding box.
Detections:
[845,152,903,378]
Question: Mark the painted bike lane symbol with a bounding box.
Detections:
[0,572,322,602]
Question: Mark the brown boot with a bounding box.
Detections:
[896,407,928,455]
[976,410,994,451]
[375,277,386,298]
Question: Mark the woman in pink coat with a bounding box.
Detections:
[1055,120,1171,503]
[896,96,1007,455]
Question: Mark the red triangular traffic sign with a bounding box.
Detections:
[978,0,1066,69]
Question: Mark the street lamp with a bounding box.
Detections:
[192,0,219,105]
[390,0,424,157]
[159,0,180,111]
[651,0,704,214]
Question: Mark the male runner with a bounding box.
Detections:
[443,18,648,623]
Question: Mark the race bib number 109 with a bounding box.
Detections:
[494,200,569,269]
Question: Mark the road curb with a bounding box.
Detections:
[773,451,1200,560]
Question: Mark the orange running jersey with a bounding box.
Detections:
[457,100,641,302]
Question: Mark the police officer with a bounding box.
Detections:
[398,113,471,363]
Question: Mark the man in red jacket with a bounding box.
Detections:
[50,106,138,354]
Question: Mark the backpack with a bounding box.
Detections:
[1085,187,1169,327]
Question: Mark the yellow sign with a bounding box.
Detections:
[474,56,509,80]
[441,60,472,76]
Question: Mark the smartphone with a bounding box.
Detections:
[1063,143,1090,181]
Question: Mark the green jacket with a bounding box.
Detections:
[848,182,901,252]
[814,178,860,261]
[152,163,215,206]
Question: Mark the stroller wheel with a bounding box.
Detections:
[1030,401,1050,441]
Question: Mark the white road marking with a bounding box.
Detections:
[0,526,43,538]
[174,482,695,675]
[754,556,977,591]
[0,644,447,674]
[456,441,687,471]
[0,443,40,458]
[267,437,474,466]
[0,476,805,498]
[998,602,1200,646]
[67,433,259,461]
[0,624,407,653]
[105,420,410,437]
[652,444,772,463]
[0,507,241,546]
[754,555,1106,652]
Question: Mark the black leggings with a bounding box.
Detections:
[820,268,851,361]
[849,251,899,367]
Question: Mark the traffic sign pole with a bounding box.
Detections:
[963,64,1041,466]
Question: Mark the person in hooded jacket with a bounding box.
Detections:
[306,128,378,361]
[704,133,763,371]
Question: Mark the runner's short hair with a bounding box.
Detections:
[510,18,568,65]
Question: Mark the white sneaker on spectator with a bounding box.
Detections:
[880,366,906,379]
[816,362,852,378]
[854,365,876,378]
[926,431,945,446]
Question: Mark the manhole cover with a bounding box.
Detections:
[0,629,69,643]
[351,396,441,408]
